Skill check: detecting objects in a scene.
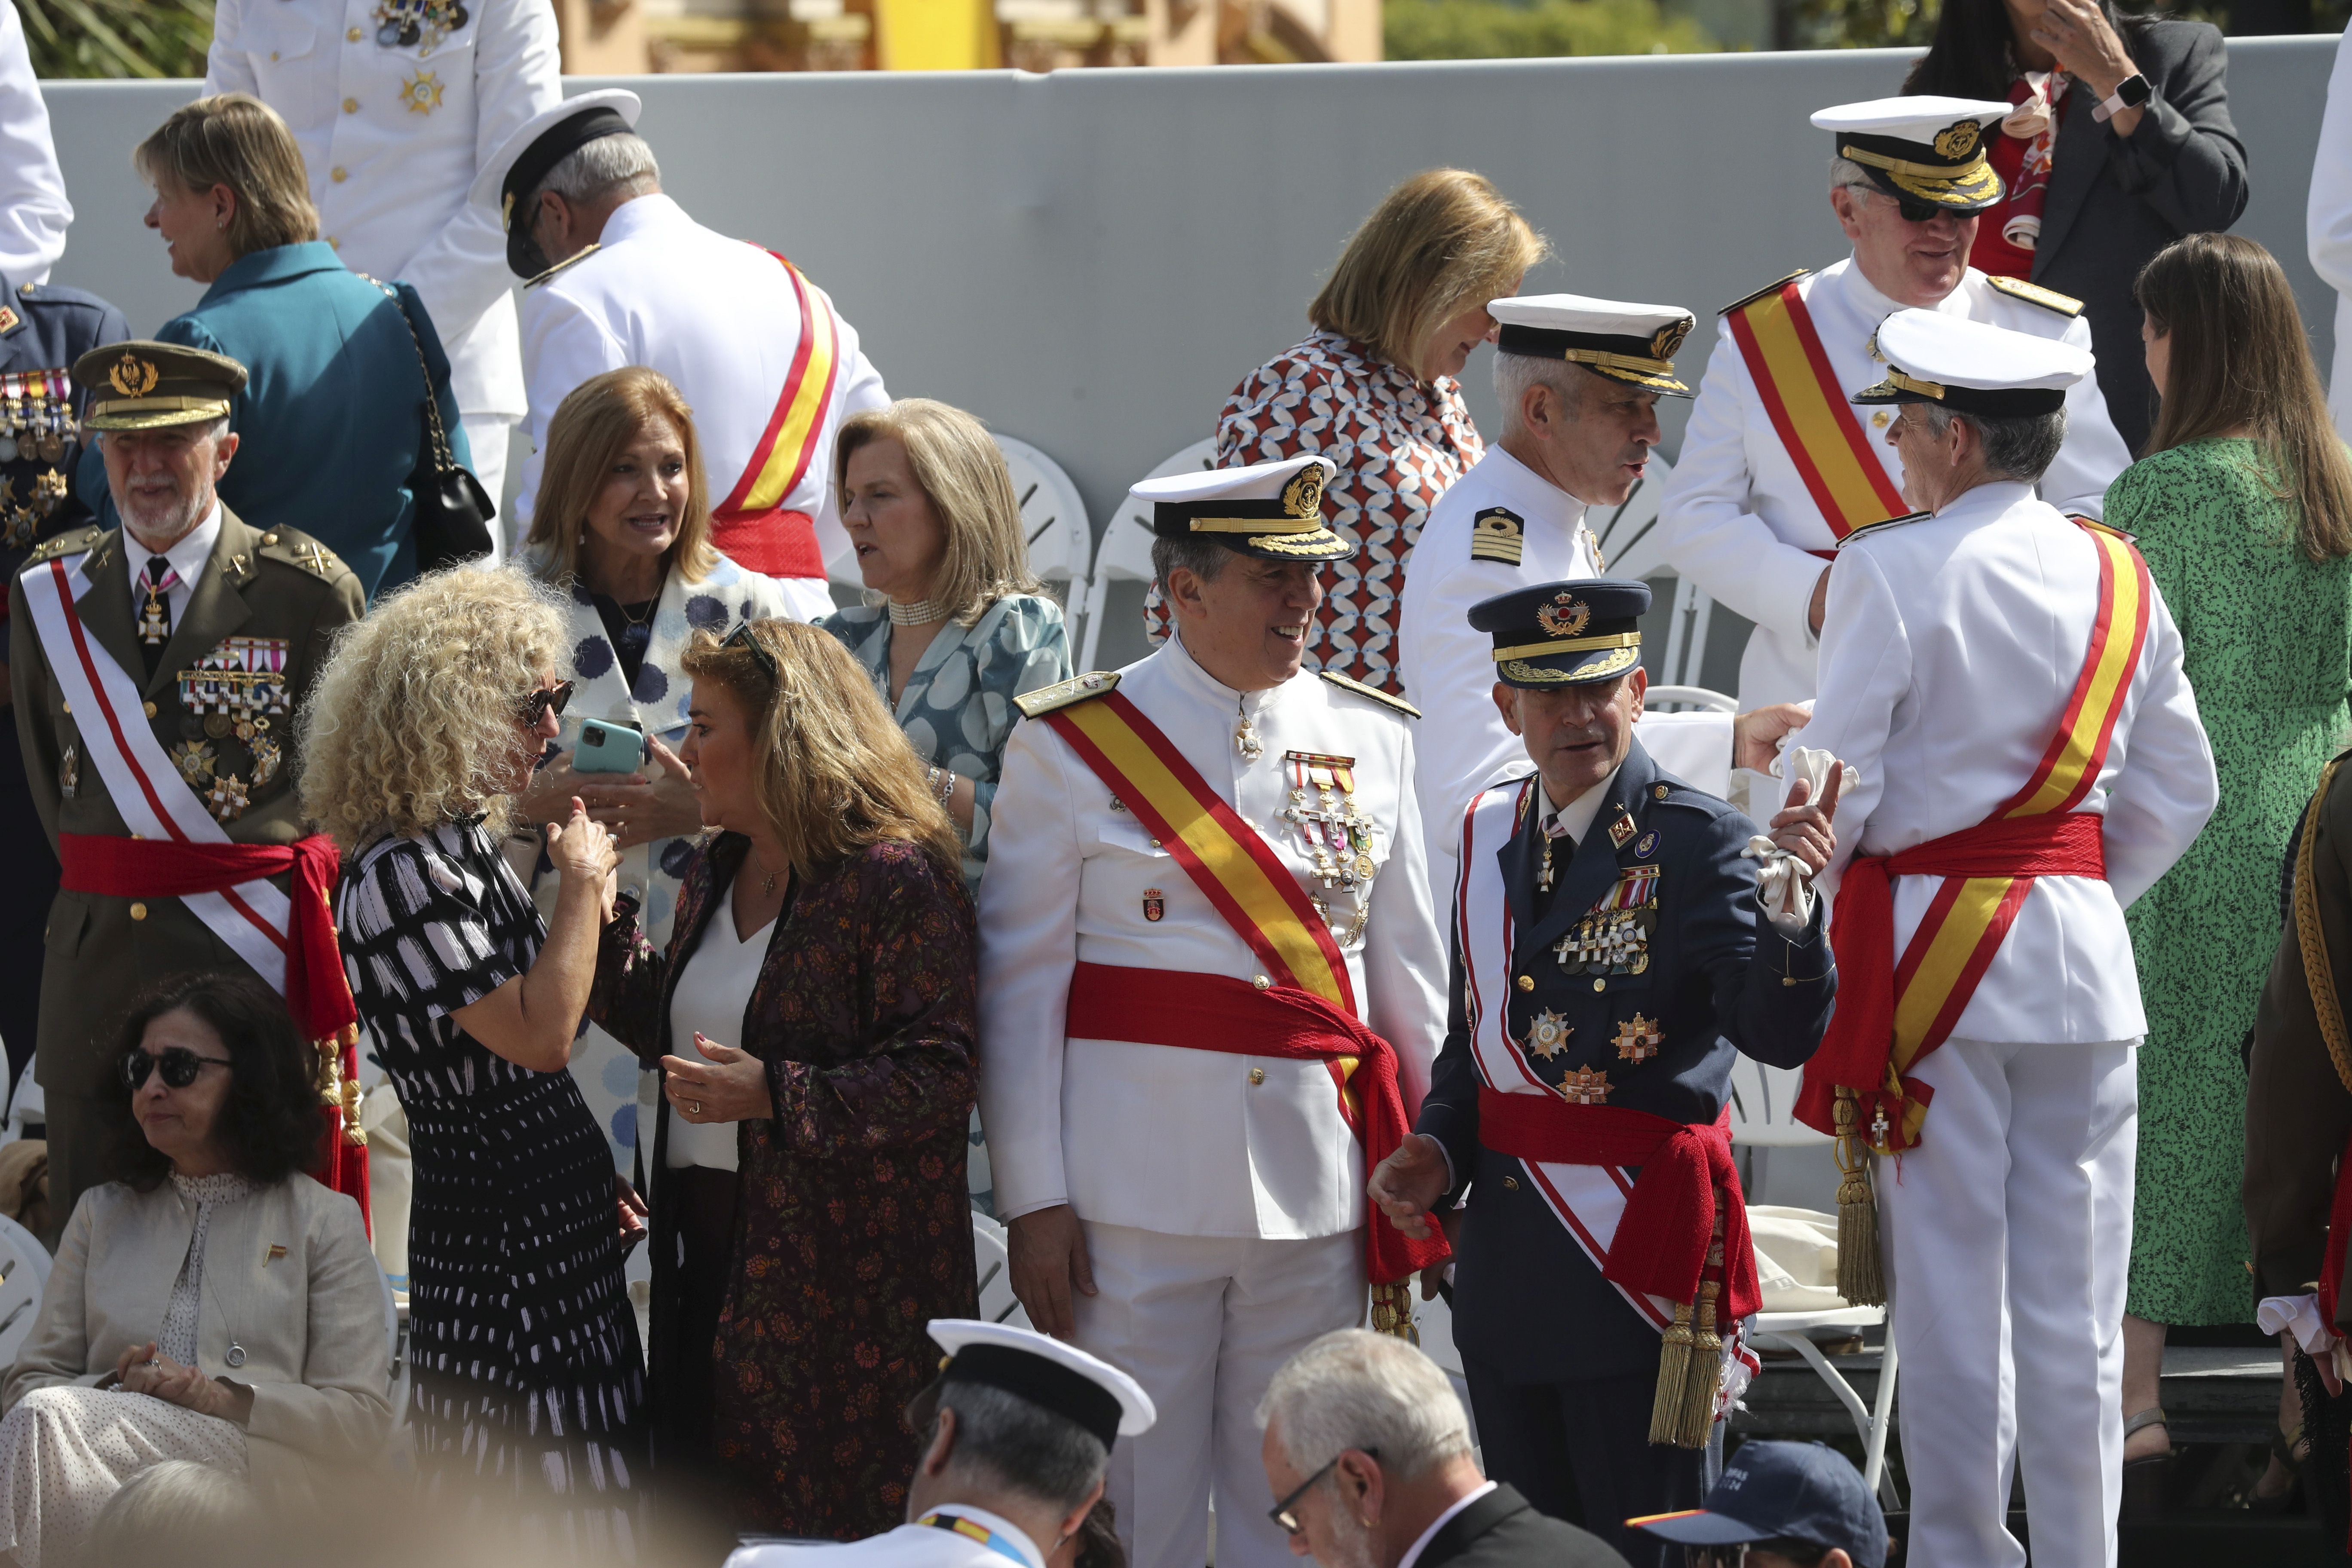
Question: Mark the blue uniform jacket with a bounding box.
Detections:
[1415,739,1837,1384]
[80,242,468,601]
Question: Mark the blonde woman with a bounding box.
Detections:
[821,398,1071,887]
[1142,168,1549,693]
[511,368,796,1178]
[129,93,468,600]
[588,618,978,1536]
[300,567,645,1530]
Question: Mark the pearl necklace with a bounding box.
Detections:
[888,597,947,626]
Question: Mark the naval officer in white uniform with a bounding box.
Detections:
[0,0,68,290]
[1658,98,2134,708]
[726,1320,1155,1568]
[1796,312,2212,1568]
[474,91,889,617]
[207,0,561,545]
[978,455,1448,1568]
[1396,294,1762,904]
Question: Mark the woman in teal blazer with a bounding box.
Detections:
[91,94,468,601]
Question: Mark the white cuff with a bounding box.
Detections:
[2258,1292,2338,1356]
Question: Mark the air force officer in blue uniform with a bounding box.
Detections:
[1369,579,1841,1568]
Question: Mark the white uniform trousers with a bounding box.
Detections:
[1073,1222,1363,1568]
[1877,1037,2137,1568]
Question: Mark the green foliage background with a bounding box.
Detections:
[1386,0,1716,57]
[17,0,216,78]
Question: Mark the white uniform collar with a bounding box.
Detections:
[1931,477,2037,521]
[1539,766,1619,847]
[598,192,691,249]
[1398,1480,1499,1568]
[915,1503,1047,1568]
[1164,628,1295,717]
[1480,443,1593,518]
[1836,253,1975,324]
[128,502,222,609]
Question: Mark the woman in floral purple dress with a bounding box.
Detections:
[590,618,979,1538]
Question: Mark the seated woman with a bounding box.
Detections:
[822,399,1070,889]
[590,618,978,1537]
[0,971,391,1568]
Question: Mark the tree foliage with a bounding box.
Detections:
[1386,0,1717,59]
[18,0,216,79]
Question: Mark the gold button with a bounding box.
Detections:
[1654,784,1669,800]
[59,699,69,714]
[343,97,358,113]
[331,166,347,183]
[1503,1176,1519,1190]
[1249,1068,1265,1086]
[1149,839,1161,848]
[1871,410,1890,427]
[1253,975,1271,992]
[1516,975,1534,992]
[347,24,362,39]
[129,902,148,921]
[261,533,279,544]
[270,49,280,60]
[142,701,157,718]
[1593,977,1607,992]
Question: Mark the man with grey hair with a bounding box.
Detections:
[472,89,888,616]
[1656,96,2133,710]
[1256,1330,1625,1568]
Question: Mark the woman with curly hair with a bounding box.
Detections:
[298,566,646,1537]
[588,617,978,1537]
[0,971,391,1568]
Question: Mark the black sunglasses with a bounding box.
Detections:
[1268,1446,1378,1535]
[1890,192,1951,224]
[121,1046,234,1091]
[723,623,779,680]
[518,679,575,726]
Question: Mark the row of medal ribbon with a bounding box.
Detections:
[0,370,72,465]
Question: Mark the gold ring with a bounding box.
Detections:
[689,1101,702,1115]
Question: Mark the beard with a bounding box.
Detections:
[1310,1505,1379,1568]
[119,480,209,551]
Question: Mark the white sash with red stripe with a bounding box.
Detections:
[22,551,294,991]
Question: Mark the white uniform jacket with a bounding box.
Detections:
[1395,443,1732,903]
[1658,258,2134,706]
[1800,481,2215,1044]
[2310,29,2352,441]
[977,634,1448,1241]
[725,1507,1045,1568]
[0,2,65,289]
[206,0,560,421]
[514,193,890,572]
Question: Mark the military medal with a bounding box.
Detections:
[1607,806,1637,849]
[374,0,470,49]
[1527,1009,1572,1059]
[172,639,293,822]
[400,70,445,114]
[1234,712,1263,760]
[1142,888,1164,922]
[57,742,77,799]
[1613,1014,1663,1063]
[136,560,177,646]
[1556,1065,1612,1105]
[1554,867,1661,977]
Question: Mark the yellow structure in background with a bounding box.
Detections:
[876,0,1003,65]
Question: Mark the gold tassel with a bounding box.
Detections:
[1649,1299,1696,1444]
[1672,1279,1724,1449]
[1833,1087,1885,1307]
[1369,1282,1418,1343]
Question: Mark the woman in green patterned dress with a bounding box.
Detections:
[2113,233,2352,1494]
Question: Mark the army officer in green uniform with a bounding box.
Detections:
[7,341,363,1239]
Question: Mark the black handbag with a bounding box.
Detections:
[378,281,496,571]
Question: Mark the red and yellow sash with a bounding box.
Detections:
[712,248,843,576]
[1796,522,2153,1150]
[1726,278,1908,539]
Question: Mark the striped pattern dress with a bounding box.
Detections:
[338,819,645,1550]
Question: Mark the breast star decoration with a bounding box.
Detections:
[401,70,445,114]
[1528,1009,1573,1060]
[1613,1014,1663,1063]
[1556,1065,1612,1105]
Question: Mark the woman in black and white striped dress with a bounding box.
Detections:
[300,567,647,1544]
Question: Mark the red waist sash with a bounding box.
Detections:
[709,507,824,580]
[1067,960,1446,1286]
[1478,1088,1757,1322]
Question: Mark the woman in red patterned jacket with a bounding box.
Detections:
[1143,169,1548,695]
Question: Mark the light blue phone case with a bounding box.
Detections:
[573,719,647,774]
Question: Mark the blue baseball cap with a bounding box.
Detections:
[1629,1441,1886,1568]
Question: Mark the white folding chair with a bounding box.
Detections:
[993,434,1093,639]
[0,1213,51,1369]
[1651,577,1719,692]
[0,1062,41,1150]
[379,1269,410,1426]
[970,1211,1032,1330]
[1644,683,1736,715]
[1585,451,1678,580]
[1077,437,1218,672]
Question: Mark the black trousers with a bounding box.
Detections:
[1463,1354,1706,1568]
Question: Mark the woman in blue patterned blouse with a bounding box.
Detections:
[821,399,1072,890]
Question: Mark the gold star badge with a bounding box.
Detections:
[401,70,445,114]
[1528,1010,1572,1060]
[1557,1065,1612,1105]
[1614,1014,1663,1063]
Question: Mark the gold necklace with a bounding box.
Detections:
[748,845,777,896]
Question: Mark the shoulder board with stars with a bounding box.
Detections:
[1835,510,1934,550]
[1318,670,1420,718]
[1468,506,1524,566]
[1986,275,2084,318]
[2067,512,2138,545]
[1718,269,1812,317]
[258,527,351,583]
[24,522,103,566]
[524,243,601,291]
[1014,670,1120,719]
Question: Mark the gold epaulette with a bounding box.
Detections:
[24,524,103,564]
[1835,511,1933,550]
[1469,507,1524,566]
[1319,670,1421,718]
[1987,275,2084,318]
[524,243,600,290]
[1718,270,1812,317]
[258,526,352,583]
[1014,670,1120,718]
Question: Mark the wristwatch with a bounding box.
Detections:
[2092,72,2152,123]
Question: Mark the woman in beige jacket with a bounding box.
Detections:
[0,971,392,1567]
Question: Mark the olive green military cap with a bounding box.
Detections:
[73,340,248,431]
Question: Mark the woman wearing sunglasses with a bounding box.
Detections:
[0,971,391,1568]
[299,566,647,1535]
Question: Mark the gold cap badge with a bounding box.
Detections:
[1535,593,1591,639]
[107,353,159,398]
[1280,464,1326,519]
[1934,120,1982,160]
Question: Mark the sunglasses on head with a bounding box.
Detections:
[1268,1446,1378,1536]
[723,623,779,680]
[518,679,575,726]
[120,1045,233,1091]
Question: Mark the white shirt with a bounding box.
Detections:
[1398,1481,1498,1568]
[514,193,891,572]
[724,1505,1046,1568]
[2309,29,2352,441]
[0,2,67,289]
[1657,256,2135,706]
[1801,481,2215,1043]
[205,0,560,418]
[666,905,775,1171]
[977,634,1448,1239]
[128,505,223,631]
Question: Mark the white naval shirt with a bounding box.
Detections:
[1657,257,2135,707]
[206,0,560,420]
[0,2,67,289]
[977,633,1448,1241]
[1395,443,1733,905]
[724,1505,1046,1568]
[1801,481,2214,1045]
[513,193,891,577]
